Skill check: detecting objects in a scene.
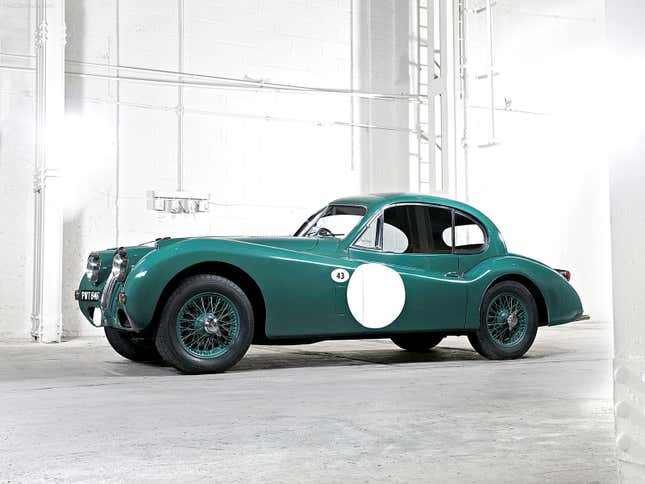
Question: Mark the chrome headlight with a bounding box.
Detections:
[111,248,129,282]
[86,253,101,285]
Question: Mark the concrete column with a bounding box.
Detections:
[606,1,645,481]
[31,0,65,343]
[354,0,411,193]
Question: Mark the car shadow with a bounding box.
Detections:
[110,343,556,377]
[233,345,483,371]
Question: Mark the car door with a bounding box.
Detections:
[343,203,467,333]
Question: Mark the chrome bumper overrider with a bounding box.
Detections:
[100,273,118,321]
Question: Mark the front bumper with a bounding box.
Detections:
[77,274,135,331]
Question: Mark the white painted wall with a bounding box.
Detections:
[0,1,35,339]
[606,0,645,478]
[355,0,411,193]
[9,1,608,339]
[59,0,409,337]
[461,0,612,322]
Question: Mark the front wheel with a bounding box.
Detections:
[155,274,254,374]
[104,327,161,362]
[391,333,444,352]
[468,281,538,359]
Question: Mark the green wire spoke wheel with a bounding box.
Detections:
[469,281,538,360]
[176,292,241,359]
[485,292,529,347]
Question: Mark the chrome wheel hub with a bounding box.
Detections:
[485,293,529,348]
[507,313,518,330]
[203,314,222,335]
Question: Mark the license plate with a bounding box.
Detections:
[79,290,100,302]
[92,308,102,326]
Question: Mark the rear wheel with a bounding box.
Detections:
[104,327,161,362]
[468,281,538,359]
[155,275,254,374]
[391,333,444,352]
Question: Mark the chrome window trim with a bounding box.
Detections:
[349,202,489,255]
[296,203,368,239]
[452,209,489,255]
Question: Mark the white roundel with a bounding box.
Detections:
[331,268,349,283]
[346,263,406,329]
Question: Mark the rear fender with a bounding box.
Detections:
[462,255,584,329]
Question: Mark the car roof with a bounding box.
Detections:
[330,193,487,218]
[330,193,505,254]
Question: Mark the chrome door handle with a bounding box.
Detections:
[445,271,463,278]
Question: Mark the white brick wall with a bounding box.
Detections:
[1,1,414,338]
[61,0,364,336]
[463,0,612,321]
[0,0,36,339]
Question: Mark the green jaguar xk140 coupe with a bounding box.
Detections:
[76,193,588,373]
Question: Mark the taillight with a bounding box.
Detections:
[555,269,571,281]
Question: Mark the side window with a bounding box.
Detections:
[452,212,486,252]
[382,205,453,254]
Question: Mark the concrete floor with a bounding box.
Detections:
[0,321,615,483]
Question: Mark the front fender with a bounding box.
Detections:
[122,238,300,331]
[462,255,584,329]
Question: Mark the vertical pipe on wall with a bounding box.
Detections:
[439,0,452,194]
[177,0,184,192]
[484,0,495,142]
[415,0,423,193]
[31,0,43,338]
[349,0,355,171]
[457,0,469,202]
[426,1,436,192]
[115,0,120,246]
[31,0,65,342]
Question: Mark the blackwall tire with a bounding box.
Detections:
[104,326,161,362]
[469,281,538,360]
[391,333,444,352]
[155,274,254,374]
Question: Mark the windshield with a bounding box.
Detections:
[295,205,367,239]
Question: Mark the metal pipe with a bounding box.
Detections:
[468,104,549,116]
[2,51,426,101]
[63,61,425,101]
[458,0,469,202]
[78,94,422,135]
[485,0,496,142]
[31,0,46,340]
[115,0,120,246]
[177,0,184,192]
[0,52,35,60]
[426,0,436,192]
[349,0,355,171]
[416,0,422,192]
[439,0,451,193]
[0,64,36,72]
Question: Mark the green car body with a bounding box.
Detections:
[77,193,585,346]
